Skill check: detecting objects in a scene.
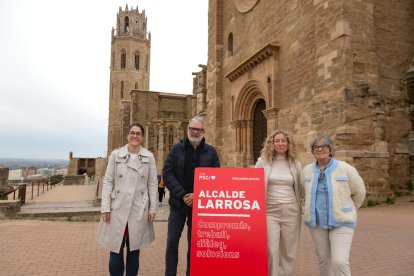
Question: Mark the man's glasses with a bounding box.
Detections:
[313,144,329,151]
[188,127,204,133]
[129,131,143,137]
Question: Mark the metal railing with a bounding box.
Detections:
[3,185,27,204]
[0,177,58,205]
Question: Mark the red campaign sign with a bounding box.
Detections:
[190,167,268,276]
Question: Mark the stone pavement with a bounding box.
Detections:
[16,183,170,221]
[1,184,413,275]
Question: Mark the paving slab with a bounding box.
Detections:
[0,203,413,276]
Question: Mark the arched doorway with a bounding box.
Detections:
[233,80,267,166]
[253,99,267,162]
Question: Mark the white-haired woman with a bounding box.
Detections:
[303,135,366,276]
[255,129,303,276]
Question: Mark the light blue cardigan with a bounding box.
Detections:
[302,158,366,229]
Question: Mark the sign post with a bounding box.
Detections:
[190,167,268,276]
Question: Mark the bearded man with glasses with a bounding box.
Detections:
[163,116,220,276]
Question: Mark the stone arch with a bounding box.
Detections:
[233,80,267,166]
[234,80,265,120]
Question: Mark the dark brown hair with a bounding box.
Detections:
[129,123,145,136]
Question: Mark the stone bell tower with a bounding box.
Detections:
[107,4,151,154]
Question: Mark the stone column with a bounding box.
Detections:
[407,58,414,188]
[0,166,12,200]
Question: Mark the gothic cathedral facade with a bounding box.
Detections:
[107,2,414,201]
[205,0,414,200]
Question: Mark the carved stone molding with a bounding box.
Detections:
[230,119,248,128]
[225,42,279,82]
[262,107,279,119]
[233,0,260,13]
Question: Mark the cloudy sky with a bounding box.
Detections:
[0,0,208,160]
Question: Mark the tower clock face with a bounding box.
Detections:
[233,0,259,13]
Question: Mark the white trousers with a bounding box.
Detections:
[309,226,355,276]
[266,202,301,276]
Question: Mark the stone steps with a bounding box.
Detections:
[11,200,171,222]
[13,201,101,221]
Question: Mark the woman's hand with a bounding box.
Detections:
[148,212,156,223]
[101,212,110,224]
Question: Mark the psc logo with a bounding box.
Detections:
[198,174,216,180]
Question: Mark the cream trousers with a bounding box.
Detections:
[266,202,301,276]
[309,226,355,276]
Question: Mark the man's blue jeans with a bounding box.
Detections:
[165,205,193,276]
[109,237,140,276]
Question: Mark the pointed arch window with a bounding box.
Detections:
[134,51,140,70]
[135,82,138,89]
[228,33,234,57]
[121,49,126,69]
[121,81,124,99]
[167,126,175,151]
[124,16,129,33]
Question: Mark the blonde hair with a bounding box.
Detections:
[260,129,297,163]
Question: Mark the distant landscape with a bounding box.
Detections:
[0,158,68,169]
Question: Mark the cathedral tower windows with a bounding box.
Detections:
[120,81,124,98]
[134,51,140,70]
[124,16,129,33]
[121,49,126,69]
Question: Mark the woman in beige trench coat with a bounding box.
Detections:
[97,123,158,276]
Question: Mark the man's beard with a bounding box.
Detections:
[188,135,202,145]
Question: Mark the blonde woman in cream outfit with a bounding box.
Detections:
[255,129,302,276]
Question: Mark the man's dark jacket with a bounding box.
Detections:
[163,138,220,208]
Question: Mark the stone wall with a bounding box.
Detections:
[0,166,9,186]
[130,90,197,172]
[207,0,414,200]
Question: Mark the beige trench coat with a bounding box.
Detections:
[97,145,158,253]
